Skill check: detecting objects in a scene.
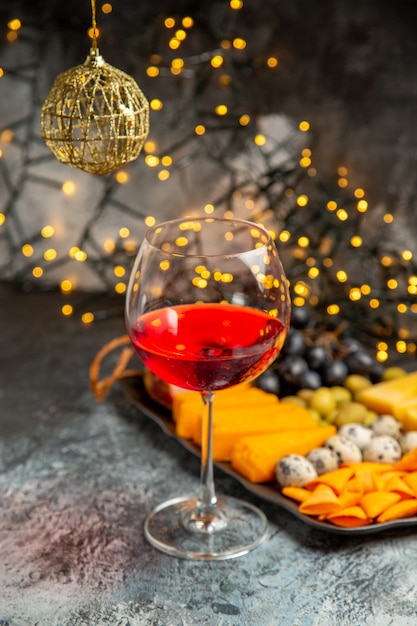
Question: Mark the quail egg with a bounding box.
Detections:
[276,454,318,488]
[338,423,373,450]
[325,434,362,464]
[363,435,402,464]
[400,431,417,455]
[306,447,339,475]
[371,415,402,440]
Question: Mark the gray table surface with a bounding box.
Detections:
[1,282,417,626]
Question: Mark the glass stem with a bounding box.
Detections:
[183,391,228,533]
[199,390,217,509]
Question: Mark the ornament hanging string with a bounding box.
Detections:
[90,0,98,55]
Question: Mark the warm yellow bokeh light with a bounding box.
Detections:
[147,66,160,78]
[254,134,266,146]
[22,243,33,257]
[88,27,100,40]
[144,140,157,153]
[215,104,228,116]
[116,171,129,184]
[267,57,278,68]
[82,312,94,324]
[113,265,126,277]
[336,270,348,282]
[164,17,175,28]
[298,236,310,248]
[74,250,87,262]
[327,304,340,315]
[158,170,170,181]
[296,195,309,207]
[172,58,184,70]
[169,38,180,50]
[32,267,43,278]
[44,248,57,261]
[62,304,73,317]
[350,236,362,247]
[150,99,163,111]
[336,208,348,221]
[145,155,160,167]
[41,225,55,238]
[357,200,368,212]
[8,19,21,30]
[211,55,224,68]
[115,283,127,294]
[308,267,320,279]
[62,181,76,195]
[195,125,206,135]
[349,288,362,301]
[279,230,290,242]
[60,279,73,293]
[233,38,246,50]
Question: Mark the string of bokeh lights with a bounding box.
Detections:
[0,1,416,364]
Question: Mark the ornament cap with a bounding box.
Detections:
[86,47,105,67]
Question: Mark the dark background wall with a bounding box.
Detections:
[4,0,417,211]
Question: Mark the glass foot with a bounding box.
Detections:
[144,495,269,560]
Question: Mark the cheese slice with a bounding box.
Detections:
[360,371,417,416]
[402,407,417,432]
[192,403,318,461]
[393,396,417,424]
[173,386,280,439]
[231,425,336,483]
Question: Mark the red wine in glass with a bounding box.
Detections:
[130,303,286,391]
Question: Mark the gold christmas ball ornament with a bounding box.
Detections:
[41,49,150,175]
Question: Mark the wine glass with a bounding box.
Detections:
[125,217,291,560]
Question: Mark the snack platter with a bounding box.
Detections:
[120,376,417,536]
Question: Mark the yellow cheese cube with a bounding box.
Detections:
[360,371,417,416]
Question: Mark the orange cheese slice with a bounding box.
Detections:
[360,491,402,518]
[231,425,336,483]
[376,499,417,523]
[193,403,318,461]
[173,386,279,439]
[298,484,341,516]
[327,506,373,528]
[306,467,355,495]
